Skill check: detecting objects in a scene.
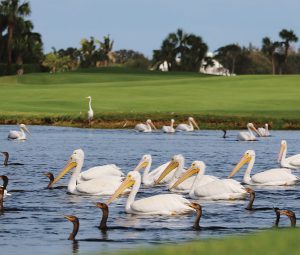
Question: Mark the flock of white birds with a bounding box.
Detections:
[2,95,299,218]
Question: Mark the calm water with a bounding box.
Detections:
[0,125,299,255]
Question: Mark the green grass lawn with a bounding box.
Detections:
[0,68,300,127]
[106,228,300,255]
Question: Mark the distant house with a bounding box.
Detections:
[199,52,232,76]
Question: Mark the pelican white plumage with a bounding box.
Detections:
[134,119,157,132]
[49,149,124,195]
[8,124,31,140]
[86,96,94,124]
[107,171,197,215]
[228,150,299,186]
[171,161,247,200]
[168,161,219,194]
[133,154,171,186]
[176,117,199,132]
[155,156,217,193]
[237,123,260,141]
[257,123,270,137]
[278,140,300,169]
[162,119,175,133]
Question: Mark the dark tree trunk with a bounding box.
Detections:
[7,23,14,74]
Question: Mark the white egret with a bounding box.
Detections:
[257,123,270,137]
[228,150,299,186]
[86,96,94,124]
[107,171,197,215]
[237,123,260,141]
[162,119,175,133]
[8,124,31,140]
[176,117,199,132]
[278,140,300,170]
[170,161,247,200]
[49,149,124,195]
[134,119,157,132]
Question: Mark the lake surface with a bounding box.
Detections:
[0,125,299,255]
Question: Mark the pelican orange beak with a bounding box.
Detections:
[169,165,200,190]
[107,175,135,204]
[150,121,157,130]
[278,143,286,163]
[250,125,260,136]
[48,160,77,188]
[154,160,179,184]
[133,159,149,172]
[228,154,251,178]
[191,119,200,130]
[22,126,31,136]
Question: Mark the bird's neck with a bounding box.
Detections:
[281,146,287,163]
[173,159,185,179]
[47,175,54,189]
[142,159,152,184]
[243,157,255,184]
[193,205,202,230]
[88,98,92,110]
[126,176,141,213]
[171,121,174,128]
[3,154,8,166]
[246,191,255,210]
[68,162,83,193]
[190,168,205,196]
[0,189,4,212]
[68,220,79,240]
[99,208,109,230]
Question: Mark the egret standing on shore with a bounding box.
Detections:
[86,96,94,125]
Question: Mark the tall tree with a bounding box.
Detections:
[261,37,280,74]
[97,35,114,66]
[215,44,241,74]
[0,0,31,73]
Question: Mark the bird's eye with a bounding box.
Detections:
[128,174,131,178]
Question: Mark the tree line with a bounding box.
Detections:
[0,0,299,75]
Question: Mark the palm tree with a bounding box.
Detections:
[261,37,280,75]
[0,0,31,73]
[97,35,114,66]
[279,29,298,62]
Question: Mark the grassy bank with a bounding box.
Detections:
[1,68,300,129]
[107,228,300,255]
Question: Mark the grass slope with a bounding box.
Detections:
[107,228,300,255]
[1,68,300,128]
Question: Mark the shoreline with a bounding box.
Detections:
[1,115,300,129]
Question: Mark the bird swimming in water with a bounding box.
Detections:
[1,152,24,166]
[64,215,79,240]
[245,188,274,211]
[222,129,228,138]
[191,203,202,230]
[0,175,11,198]
[274,208,296,227]
[8,124,31,140]
[0,186,4,213]
[96,202,109,231]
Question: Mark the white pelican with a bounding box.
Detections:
[171,161,247,200]
[133,154,171,186]
[162,119,175,133]
[86,96,94,124]
[155,156,217,193]
[257,123,270,137]
[49,149,124,195]
[8,124,31,140]
[134,119,157,132]
[168,161,219,193]
[228,150,299,186]
[0,175,11,198]
[176,117,199,132]
[107,171,197,215]
[237,123,260,141]
[154,154,190,186]
[278,140,300,169]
